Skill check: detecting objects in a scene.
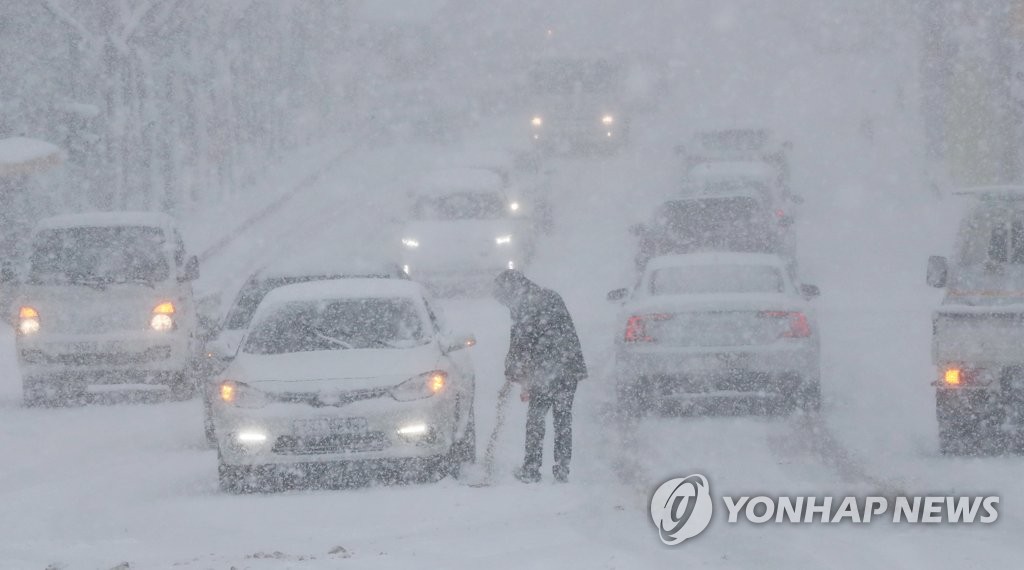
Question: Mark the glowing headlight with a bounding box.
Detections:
[531,116,543,127]
[495,235,512,245]
[390,371,446,401]
[219,380,268,408]
[150,301,175,331]
[402,238,420,249]
[509,201,520,212]
[602,114,614,125]
[18,306,40,335]
[236,431,268,444]
[397,423,429,436]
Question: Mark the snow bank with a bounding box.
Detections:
[0,137,62,176]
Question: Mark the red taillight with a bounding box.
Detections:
[624,314,671,342]
[760,311,811,338]
[775,208,786,218]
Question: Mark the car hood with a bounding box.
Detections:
[226,343,442,393]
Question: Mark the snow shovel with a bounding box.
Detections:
[467,380,513,487]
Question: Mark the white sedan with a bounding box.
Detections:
[609,253,821,415]
[211,279,476,492]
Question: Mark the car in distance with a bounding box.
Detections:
[610,253,821,416]
[211,278,477,492]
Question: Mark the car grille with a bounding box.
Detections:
[21,346,172,366]
[268,388,390,407]
[272,432,389,455]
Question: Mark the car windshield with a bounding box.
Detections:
[651,264,784,295]
[414,192,506,220]
[244,297,428,354]
[529,59,618,95]
[28,226,169,285]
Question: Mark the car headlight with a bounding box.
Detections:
[18,306,40,335]
[531,116,543,127]
[509,201,520,212]
[390,370,446,401]
[150,301,175,331]
[219,380,268,408]
[495,234,512,245]
[602,114,614,125]
[402,238,420,249]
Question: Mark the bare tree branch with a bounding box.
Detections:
[39,0,94,48]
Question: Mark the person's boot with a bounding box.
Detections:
[552,464,569,483]
[514,466,541,483]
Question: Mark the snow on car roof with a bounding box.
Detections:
[259,278,425,306]
[256,254,404,279]
[0,137,62,176]
[646,252,788,271]
[35,211,178,232]
[687,161,775,182]
[417,168,504,194]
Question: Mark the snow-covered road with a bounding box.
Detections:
[4,20,1024,567]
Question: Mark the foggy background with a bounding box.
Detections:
[2,0,1024,568]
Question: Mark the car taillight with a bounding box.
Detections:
[624,314,671,343]
[759,311,811,338]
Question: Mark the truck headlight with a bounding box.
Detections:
[602,114,614,125]
[390,371,446,401]
[531,116,543,127]
[509,202,520,212]
[150,301,175,331]
[18,306,40,335]
[495,234,512,245]
[402,238,420,249]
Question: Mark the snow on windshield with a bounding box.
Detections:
[28,226,169,284]
[244,298,427,354]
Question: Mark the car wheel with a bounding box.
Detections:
[168,372,196,401]
[616,378,650,418]
[218,460,266,493]
[451,404,477,474]
[203,399,217,448]
[792,381,821,412]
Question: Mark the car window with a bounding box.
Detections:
[29,226,170,285]
[650,264,784,295]
[244,297,428,355]
[413,192,506,220]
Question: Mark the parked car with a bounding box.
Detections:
[196,257,408,445]
[609,253,821,416]
[926,186,1024,454]
[211,278,476,492]
[10,212,200,405]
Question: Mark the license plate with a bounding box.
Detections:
[292,417,367,436]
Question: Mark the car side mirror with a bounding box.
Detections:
[607,288,629,302]
[800,284,820,299]
[444,332,476,353]
[180,255,200,282]
[927,255,948,288]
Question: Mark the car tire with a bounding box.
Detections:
[616,379,650,418]
[203,399,217,448]
[218,460,265,494]
[794,381,821,412]
[453,404,477,466]
[22,378,50,408]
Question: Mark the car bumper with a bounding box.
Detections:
[214,395,456,466]
[17,333,190,382]
[402,255,521,289]
[532,126,624,148]
[616,344,818,402]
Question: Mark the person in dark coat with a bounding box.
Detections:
[493,269,587,483]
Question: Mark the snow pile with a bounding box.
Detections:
[0,137,61,175]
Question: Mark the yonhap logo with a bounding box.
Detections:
[650,474,713,545]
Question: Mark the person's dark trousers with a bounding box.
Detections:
[523,378,578,477]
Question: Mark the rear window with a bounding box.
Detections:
[244,298,428,355]
[414,192,506,220]
[29,226,169,285]
[650,264,784,295]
